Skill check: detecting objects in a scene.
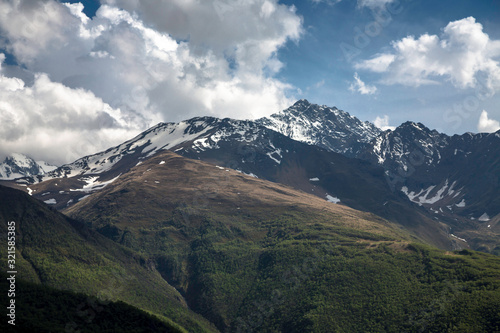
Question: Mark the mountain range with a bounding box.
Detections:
[2,147,500,332]
[3,99,498,254]
[359,121,500,252]
[2,99,500,331]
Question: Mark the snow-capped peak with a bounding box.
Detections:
[9,153,34,168]
[256,100,381,156]
[0,153,58,180]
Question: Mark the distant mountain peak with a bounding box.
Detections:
[398,121,430,131]
[293,98,311,106]
[0,153,57,180]
[257,100,381,156]
[392,122,449,142]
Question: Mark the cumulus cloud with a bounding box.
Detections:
[355,17,500,93]
[357,54,395,73]
[0,0,72,64]
[0,55,139,164]
[0,0,303,163]
[101,0,301,54]
[373,115,395,131]
[349,72,377,95]
[0,57,139,164]
[98,0,302,84]
[477,110,500,133]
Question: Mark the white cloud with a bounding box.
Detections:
[477,110,500,133]
[355,17,500,93]
[0,0,72,64]
[0,58,139,164]
[0,0,303,163]
[349,72,377,95]
[99,0,302,76]
[309,0,342,5]
[373,115,395,131]
[311,0,391,7]
[357,0,395,9]
[355,54,395,73]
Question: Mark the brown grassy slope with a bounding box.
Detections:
[63,150,413,243]
[63,151,476,331]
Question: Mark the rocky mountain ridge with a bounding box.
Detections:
[2,100,498,252]
[0,153,56,180]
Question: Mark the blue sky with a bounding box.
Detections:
[0,0,499,163]
[277,0,500,133]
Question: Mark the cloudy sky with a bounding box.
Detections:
[0,0,499,164]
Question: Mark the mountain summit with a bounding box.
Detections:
[3,100,498,253]
[0,153,57,180]
[257,99,381,156]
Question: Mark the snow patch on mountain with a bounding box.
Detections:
[78,195,91,201]
[266,143,283,164]
[240,171,258,178]
[450,234,467,242]
[326,194,341,204]
[38,160,58,174]
[401,180,458,206]
[69,175,121,193]
[478,213,490,222]
[131,121,215,156]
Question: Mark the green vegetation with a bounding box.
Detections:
[230,243,500,332]
[3,150,500,332]
[0,186,217,333]
[0,273,183,333]
[74,204,500,332]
